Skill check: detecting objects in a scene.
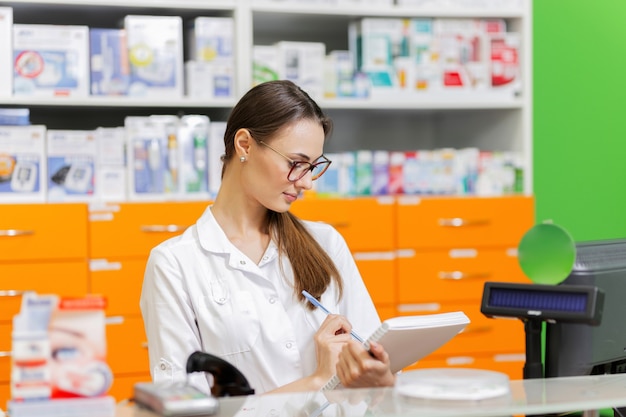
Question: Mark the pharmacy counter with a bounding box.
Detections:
[109,373,626,417]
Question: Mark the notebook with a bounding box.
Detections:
[321,311,470,390]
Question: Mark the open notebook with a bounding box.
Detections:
[322,311,470,390]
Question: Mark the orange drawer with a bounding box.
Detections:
[290,197,395,251]
[0,381,8,409]
[396,195,534,249]
[396,301,525,357]
[90,258,146,316]
[0,322,10,384]
[354,253,396,306]
[0,204,88,262]
[108,372,151,403]
[106,316,149,376]
[410,352,525,381]
[0,262,89,320]
[397,247,529,304]
[89,202,208,258]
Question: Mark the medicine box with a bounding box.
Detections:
[208,121,226,198]
[95,127,127,202]
[46,129,98,202]
[13,24,90,97]
[90,28,130,96]
[124,15,184,99]
[177,114,210,199]
[0,125,47,203]
[0,7,12,98]
[186,16,235,99]
[275,41,326,99]
[252,45,279,86]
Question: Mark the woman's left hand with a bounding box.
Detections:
[335,340,396,388]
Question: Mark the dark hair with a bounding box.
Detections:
[222,80,342,308]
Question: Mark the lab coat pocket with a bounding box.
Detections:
[201,286,261,356]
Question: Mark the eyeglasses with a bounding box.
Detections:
[258,140,332,182]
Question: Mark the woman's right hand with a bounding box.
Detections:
[312,314,353,383]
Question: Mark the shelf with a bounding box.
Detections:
[251,3,525,19]
[3,0,236,10]
[0,97,237,109]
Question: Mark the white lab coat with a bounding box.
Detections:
[140,205,381,394]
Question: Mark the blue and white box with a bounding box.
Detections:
[177,114,210,199]
[124,15,184,99]
[0,7,12,98]
[208,121,226,198]
[276,41,326,99]
[0,125,46,203]
[90,28,130,96]
[46,130,97,202]
[95,127,127,202]
[13,24,90,97]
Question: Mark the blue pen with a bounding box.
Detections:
[301,290,366,344]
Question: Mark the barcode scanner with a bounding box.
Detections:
[186,351,255,397]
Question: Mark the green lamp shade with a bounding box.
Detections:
[518,223,576,285]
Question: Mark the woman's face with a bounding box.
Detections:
[243,119,325,213]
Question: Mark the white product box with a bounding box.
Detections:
[408,18,438,92]
[46,130,98,202]
[90,28,130,96]
[13,24,90,97]
[354,150,373,196]
[0,125,47,203]
[151,115,181,198]
[208,121,226,198]
[489,32,521,96]
[433,19,489,91]
[125,116,168,201]
[0,7,12,98]
[371,150,390,196]
[387,151,405,195]
[177,114,210,200]
[276,41,326,98]
[186,17,235,99]
[324,50,355,99]
[185,60,233,99]
[124,15,184,99]
[349,18,410,90]
[95,127,127,202]
[189,17,234,63]
[252,45,279,86]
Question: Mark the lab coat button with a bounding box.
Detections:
[269,297,276,304]
[286,342,293,349]
[160,364,167,370]
[240,260,246,265]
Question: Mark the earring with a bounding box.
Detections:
[240,156,246,163]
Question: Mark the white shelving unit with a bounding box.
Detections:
[0,0,533,193]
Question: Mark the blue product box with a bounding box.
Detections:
[90,28,129,96]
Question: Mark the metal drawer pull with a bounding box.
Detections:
[438,271,491,280]
[0,290,25,297]
[0,229,35,237]
[142,342,149,349]
[438,218,490,227]
[140,224,188,233]
[0,351,11,358]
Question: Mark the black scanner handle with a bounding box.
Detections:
[186,351,255,397]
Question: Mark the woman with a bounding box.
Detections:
[140,80,395,395]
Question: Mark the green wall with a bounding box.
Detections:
[533,0,626,242]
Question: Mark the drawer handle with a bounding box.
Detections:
[0,229,35,237]
[140,224,188,233]
[438,271,491,280]
[0,290,25,297]
[142,342,149,349]
[0,351,11,357]
[438,218,490,227]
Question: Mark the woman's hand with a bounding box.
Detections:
[312,314,353,383]
[335,340,396,388]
